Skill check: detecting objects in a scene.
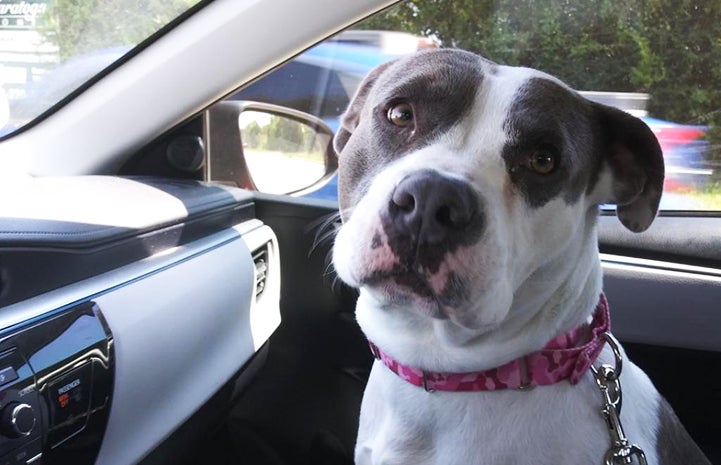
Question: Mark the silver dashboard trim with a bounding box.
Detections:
[0,219,264,332]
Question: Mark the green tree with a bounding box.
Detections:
[361,0,721,161]
[242,121,262,149]
[635,0,721,161]
[300,125,323,155]
[263,116,304,153]
[40,0,199,60]
[363,0,643,90]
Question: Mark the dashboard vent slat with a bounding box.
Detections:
[253,247,268,298]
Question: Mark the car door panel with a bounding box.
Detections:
[599,214,721,268]
[603,254,721,351]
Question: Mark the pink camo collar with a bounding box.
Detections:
[369,294,610,392]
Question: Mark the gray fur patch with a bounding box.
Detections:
[502,78,603,208]
[336,49,485,211]
[656,396,711,465]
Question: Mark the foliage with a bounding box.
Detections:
[635,0,721,164]
[242,116,323,155]
[39,0,199,60]
[687,181,721,209]
[362,0,721,161]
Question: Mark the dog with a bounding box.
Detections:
[331,49,711,465]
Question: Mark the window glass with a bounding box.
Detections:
[232,61,350,121]
[0,0,201,138]
[220,1,721,211]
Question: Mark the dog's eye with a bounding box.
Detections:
[529,150,556,174]
[387,102,414,127]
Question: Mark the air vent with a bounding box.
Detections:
[252,246,269,299]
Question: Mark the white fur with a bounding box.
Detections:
[356,345,661,465]
[334,62,663,464]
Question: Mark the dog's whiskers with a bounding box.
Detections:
[310,228,339,258]
[305,208,353,258]
[305,209,343,234]
[321,256,336,278]
[304,208,355,292]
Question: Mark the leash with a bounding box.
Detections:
[592,332,648,465]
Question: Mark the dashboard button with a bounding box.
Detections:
[46,363,92,447]
[0,368,18,388]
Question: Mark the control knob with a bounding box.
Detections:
[0,402,36,438]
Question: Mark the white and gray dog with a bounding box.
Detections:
[332,49,710,465]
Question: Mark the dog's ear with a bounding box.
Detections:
[595,104,664,232]
[333,60,397,155]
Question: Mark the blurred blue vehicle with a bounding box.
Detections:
[232,42,400,132]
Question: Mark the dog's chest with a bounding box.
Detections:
[356,347,661,465]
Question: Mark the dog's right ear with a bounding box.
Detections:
[333,60,397,155]
[594,104,665,233]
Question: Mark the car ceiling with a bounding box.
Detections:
[0,0,398,178]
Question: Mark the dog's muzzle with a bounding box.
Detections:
[382,170,484,258]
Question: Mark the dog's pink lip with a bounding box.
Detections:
[360,267,426,292]
[360,269,453,319]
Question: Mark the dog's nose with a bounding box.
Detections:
[388,170,483,247]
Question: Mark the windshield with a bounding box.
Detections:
[0,0,201,138]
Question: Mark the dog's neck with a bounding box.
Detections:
[355,224,603,373]
[368,295,609,391]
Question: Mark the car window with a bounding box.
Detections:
[213,1,720,212]
[0,0,202,138]
[231,61,351,122]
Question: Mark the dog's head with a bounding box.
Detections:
[332,49,663,333]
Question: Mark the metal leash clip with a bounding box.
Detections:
[591,332,648,465]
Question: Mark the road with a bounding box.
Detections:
[244,150,325,194]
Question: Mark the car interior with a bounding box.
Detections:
[0,0,719,464]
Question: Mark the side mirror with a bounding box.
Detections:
[205,101,337,195]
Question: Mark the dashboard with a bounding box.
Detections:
[0,176,281,465]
